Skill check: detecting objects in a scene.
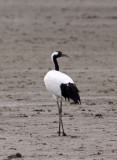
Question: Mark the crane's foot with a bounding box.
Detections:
[62,132,67,136]
[57,131,67,136]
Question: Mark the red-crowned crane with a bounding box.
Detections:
[44,51,81,136]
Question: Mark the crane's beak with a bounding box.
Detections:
[62,54,72,58]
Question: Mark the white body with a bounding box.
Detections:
[44,70,74,99]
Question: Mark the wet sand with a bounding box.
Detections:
[0,0,117,159]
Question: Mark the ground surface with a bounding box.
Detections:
[0,0,117,160]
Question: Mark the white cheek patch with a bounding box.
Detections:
[51,52,58,62]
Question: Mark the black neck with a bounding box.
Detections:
[53,57,59,71]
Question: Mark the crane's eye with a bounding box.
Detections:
[58,51,62,57]
[56,51,62,57]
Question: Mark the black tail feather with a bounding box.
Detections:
[60,83,81,104]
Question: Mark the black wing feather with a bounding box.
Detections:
[60,83,81,104]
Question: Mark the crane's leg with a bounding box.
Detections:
[60,99,67,136]
[57,101,61,136]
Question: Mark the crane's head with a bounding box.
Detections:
[51,51,69,62]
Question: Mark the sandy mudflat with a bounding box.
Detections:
[0,0,117,159]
